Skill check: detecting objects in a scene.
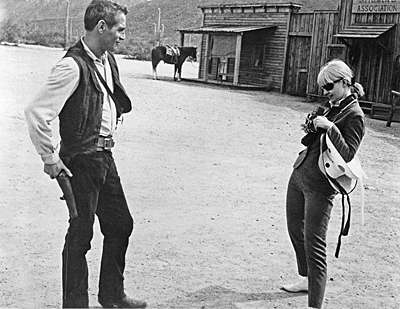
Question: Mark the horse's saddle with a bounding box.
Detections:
[166,45,180,58]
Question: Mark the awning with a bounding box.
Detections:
[178,24,277,34]
[334,24,395,39]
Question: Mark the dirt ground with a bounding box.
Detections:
[0,44,399,309]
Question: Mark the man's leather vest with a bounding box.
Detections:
[59,40,131,158]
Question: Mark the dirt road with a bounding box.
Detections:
[0,44,399,309]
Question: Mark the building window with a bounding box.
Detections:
[327,44,346,62]
[252,43,265,68]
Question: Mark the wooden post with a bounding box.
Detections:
[203,34,210,82]
[281,9,293,93]
[233,34,242,85]
[306,11,317,96]
[386,90,400,127]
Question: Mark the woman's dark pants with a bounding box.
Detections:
[61,152,134,308]
[286,168,336,309]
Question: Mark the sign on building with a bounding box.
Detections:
[352,0,399,13]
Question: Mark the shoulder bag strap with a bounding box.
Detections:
[320,133,352,258]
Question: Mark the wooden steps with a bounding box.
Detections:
[371,103,400,122]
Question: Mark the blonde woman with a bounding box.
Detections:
[282,59,365,308]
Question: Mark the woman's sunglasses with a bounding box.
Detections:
[321,78,343,91]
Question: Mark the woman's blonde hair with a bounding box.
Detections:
[317,59,365,98]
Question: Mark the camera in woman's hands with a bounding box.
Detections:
[301,106,325,133]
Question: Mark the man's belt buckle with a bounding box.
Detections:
[103,138,114,150]
[98,137,114,151]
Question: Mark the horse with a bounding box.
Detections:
[151,45,197,81]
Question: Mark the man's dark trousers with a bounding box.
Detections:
[62,151,134,308]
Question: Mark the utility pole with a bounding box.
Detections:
[64,0,70,49]
[153,8,164,46]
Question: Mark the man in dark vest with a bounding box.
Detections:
[24,1,147,308]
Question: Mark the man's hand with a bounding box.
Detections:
[44,160,73,179]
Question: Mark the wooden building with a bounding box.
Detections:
[179,0,400,118]
[179,3,302,91]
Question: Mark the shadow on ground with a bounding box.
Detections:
[156,285,306,308]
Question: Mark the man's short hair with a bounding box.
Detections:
[84,0,128,31]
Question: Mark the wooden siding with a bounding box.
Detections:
[284,12,340,96]
[284,34,311,96]
[335,0,400,105]
[286,4,398,106]
[307,12,340,97]
[197,5,296,90]
[338,0,353,29]
[284,13,313,96]
[358,41,393,103]
[194,0,400,109]
[239,26,285,88]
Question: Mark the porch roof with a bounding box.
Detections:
[334,24,395,39]
[178,24,277,34]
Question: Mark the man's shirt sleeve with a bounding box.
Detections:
[24,57,80,165]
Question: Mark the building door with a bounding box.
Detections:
[284,34,312,96]
[207,34,236,81]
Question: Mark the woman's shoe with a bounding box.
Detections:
[281,277,308,293]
